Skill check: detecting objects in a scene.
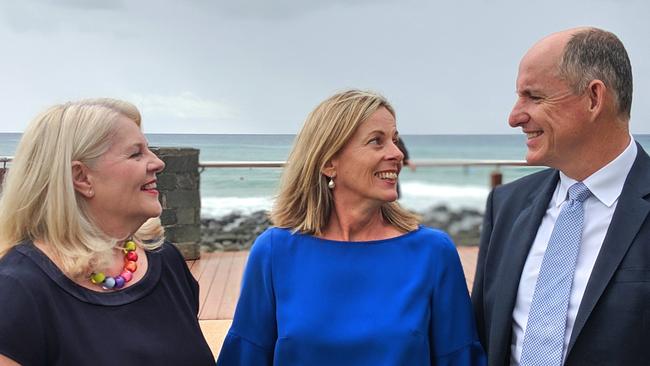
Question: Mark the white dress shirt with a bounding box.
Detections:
[510,138,637,365]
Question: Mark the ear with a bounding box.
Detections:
[72,161,94,198]
[321,158,337,178]
[586,79,606,117]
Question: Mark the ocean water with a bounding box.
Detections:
[2,133,649,218]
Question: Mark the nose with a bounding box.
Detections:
[508,97,529,128]
[388,139,405,163]
[148,150,165,173]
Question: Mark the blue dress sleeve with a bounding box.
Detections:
[217,229,277,365]
[0,274,46,365]
[429,234,486,366]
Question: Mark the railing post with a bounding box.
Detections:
[490,167,503,189]
[0,159,6,193]
[0,168,5,192]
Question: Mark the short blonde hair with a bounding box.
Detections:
[271,89,419,234]
[0,98,163,277]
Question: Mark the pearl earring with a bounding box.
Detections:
[328,176,335,189]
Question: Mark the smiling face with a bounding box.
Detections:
[85,116,165,237]
[327,107,403,207]
[508,32,591,170]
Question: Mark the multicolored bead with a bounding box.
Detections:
[124,240,137,252]
[120,270,133,282]
[90,272,106,284]
[125,261,137,273]
[126,251,138,262]
[102,277,116,289]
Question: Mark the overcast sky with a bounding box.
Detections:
[1,0,649,134]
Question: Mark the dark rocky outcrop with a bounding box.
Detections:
[200,205,483,252]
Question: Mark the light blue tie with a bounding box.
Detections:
[519,182,592,366]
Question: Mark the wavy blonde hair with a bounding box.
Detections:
[271,89,419,235]
[0,98,164,278]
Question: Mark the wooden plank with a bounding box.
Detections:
[194,252,224,315]
[457,246,478,293]
[185,260,196,271]
[216,251,248,319]
[199,252,235,320]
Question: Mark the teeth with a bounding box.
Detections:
[376,172,398,180]
[526,131,543,139]
[142,182,157,190]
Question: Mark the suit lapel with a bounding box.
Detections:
[568,143,650,353]
[490,170,559,365]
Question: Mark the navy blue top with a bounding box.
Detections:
[0,241,214,365]
[217,226,486,365]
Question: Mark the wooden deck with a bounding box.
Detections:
[187,246,479,321]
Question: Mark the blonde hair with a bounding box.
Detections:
[271,89,419,235]
[0,98,164,278]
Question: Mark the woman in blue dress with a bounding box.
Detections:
[217,90,486,366]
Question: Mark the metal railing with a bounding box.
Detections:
[196,159,535,189]
[0,157,531,168]
[1,157,536,189]
[197,159,530,168]
[0,156,12,168]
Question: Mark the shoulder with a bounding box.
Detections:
[0,244,48,288]
[491,168,556,202]
[0,247,47,314]
[155,241,186,261]
[151,241,194,275]
[250,227,293,253]
[407,226,458,258]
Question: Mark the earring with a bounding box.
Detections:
[88,188,93,197]
[328,176,335,189]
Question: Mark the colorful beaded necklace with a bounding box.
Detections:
[89,239,139,290]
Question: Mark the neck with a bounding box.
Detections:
[91,215,141,241]
[560,120,630,181]
[322,198,399,241]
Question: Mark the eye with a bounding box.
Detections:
[130,151,143,158]
[368,137,381,145]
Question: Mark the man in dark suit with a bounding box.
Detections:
[472,27,649,366]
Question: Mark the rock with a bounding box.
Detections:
[200,206,484,251]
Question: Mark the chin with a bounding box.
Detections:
[382,193,399,203]
[525,151,548,167]
[145,205,163,218]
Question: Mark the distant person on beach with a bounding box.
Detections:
[0,99,214,365]
[472,27,650,365]
[217,89,486,365]
[395,136,415,198]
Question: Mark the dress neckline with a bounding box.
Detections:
[300,225,423,245]
[15,241,162,306]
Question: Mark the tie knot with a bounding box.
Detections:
[568,182,591,203]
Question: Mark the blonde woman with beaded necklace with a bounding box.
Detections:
[0,99,214,365]
[217,90,485,365]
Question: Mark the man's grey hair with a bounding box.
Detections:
[558,28,633,120]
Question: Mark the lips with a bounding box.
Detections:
[525,131,543,139]
[141,180,158,192]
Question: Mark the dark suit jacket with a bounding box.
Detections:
[472,142,650,366]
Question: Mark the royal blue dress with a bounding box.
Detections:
[217,226,486,366]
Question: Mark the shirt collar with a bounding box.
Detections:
[555,137,637,208]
